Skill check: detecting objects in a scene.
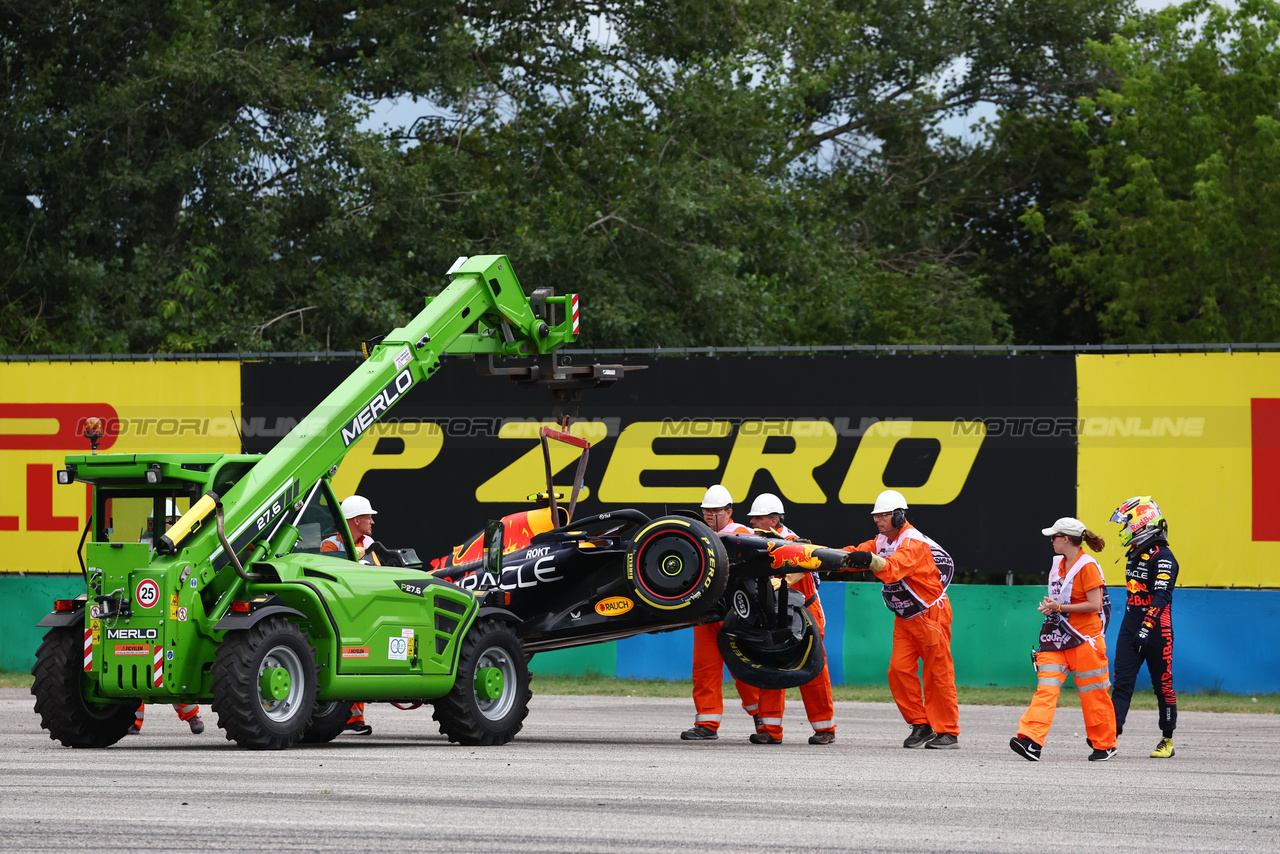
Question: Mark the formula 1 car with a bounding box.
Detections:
[427,427,855,690]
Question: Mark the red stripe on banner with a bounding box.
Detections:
[0,403,119,451]
[152,646,163,688]
[83,629,93,672]
[1252,398,1280,541]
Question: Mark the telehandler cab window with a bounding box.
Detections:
[289,485,345,557]
[97,494,188,545]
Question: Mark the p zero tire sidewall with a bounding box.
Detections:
[626,517,728,616]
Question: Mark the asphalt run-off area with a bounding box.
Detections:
[4,689,1276,853]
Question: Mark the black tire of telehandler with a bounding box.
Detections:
[211,616,318,750]
[299,700,355,744]
[31,627,135,748]
[625,516,729,618]
[432,619,531,746]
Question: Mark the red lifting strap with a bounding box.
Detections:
[540,426,591,449]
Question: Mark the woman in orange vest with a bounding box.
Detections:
[1011,517,1117,761]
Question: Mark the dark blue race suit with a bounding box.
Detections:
[1112,538,1178,737]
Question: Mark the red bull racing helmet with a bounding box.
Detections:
[1110,496,1166,548]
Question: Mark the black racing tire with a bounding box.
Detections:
[625,516,729,617]
[211,616,318,750]
[299,700,354,744]
[31,627,135,748]
[432,619,530,746]
[718,592,826,691]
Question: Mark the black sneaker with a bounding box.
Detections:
[903,723,935,749]
[1088,746,1116,761]
[187,715,205,735]
[749,732,782,744]
[680,725,718,741]
[808,731,835,745]
[344,723,373,735]
[1010,735,1042,761]
[925,733,959,749]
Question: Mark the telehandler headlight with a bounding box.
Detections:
[145,464,162,484]
[57,466,75,485]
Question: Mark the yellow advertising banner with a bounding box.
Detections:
[1077,353,1280,587]
[0,362,240,574]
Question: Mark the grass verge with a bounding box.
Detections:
[5,669,1274,714]
[528,673,1280,714]
[0,671,32,689]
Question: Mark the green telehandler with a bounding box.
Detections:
[31,256,625,750]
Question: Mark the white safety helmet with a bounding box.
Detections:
[700,484,734,509]
[871,489,908,515]
[747,493,785,518]
[340,495,378,519]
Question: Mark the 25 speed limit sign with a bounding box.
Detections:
[134,579,160,609]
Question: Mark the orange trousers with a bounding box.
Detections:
[756,602,834,741]
[888,599,960,736]
[347,702,366,725]
[1017,639,1117,749]
[133,702,199,727]
[692,622,761,732]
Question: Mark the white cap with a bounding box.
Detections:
[747,493,785,518]
[871,489,908,515]
[340,495,378,519]
[1042,517,1086,537]
[701,484,734,509]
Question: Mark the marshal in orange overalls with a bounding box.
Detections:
[689,520,762,734]
[850,524,960,738]
[753,570,836,742]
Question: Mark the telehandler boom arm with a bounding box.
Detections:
[74,255,587,595]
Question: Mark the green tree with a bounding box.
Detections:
[2,0,1129,353]
[1024,0,1280,343]
[1,0,493,352]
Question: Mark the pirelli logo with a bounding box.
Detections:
[341,369,415,447]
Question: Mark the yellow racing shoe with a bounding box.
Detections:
[1150,737,1175,758]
